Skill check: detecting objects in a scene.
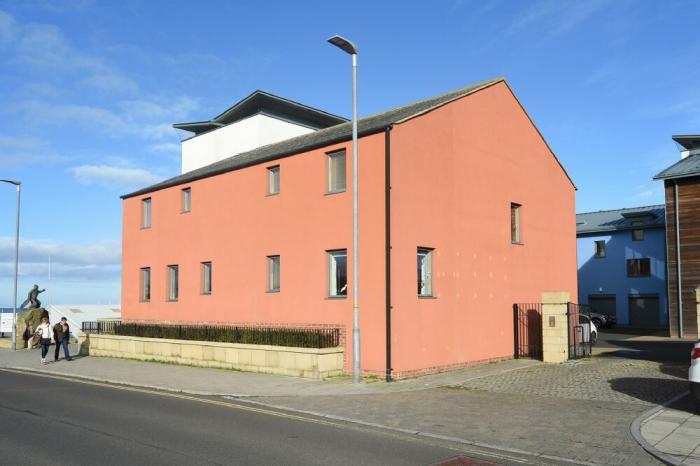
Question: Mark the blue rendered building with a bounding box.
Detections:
[576,205,668,328]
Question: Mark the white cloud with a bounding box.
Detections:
[0,10,18,48]
[71,164,163,189]
[508,0,608,35]
[147,142,180,154]
[81,73,139,94]
[0,135,69,167]
[0,237,120,282]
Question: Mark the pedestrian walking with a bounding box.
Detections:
[53,317,72,362]
[23,320,36,350]
[35,317,53,364]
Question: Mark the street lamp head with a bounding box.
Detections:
[327,35,358,55]
[0,179,21,186]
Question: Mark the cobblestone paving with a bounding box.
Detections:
[455,357,687,405]
[257,357,688,466]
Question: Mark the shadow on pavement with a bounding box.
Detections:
[608,377,689,406]
[595,331,695,364]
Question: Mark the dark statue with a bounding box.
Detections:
[20,284,45,310]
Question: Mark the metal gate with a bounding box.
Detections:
[567,303,592,359]
[513,303,543,360]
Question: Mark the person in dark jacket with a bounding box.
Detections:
[53,317,72,362]
[23,320,36,350]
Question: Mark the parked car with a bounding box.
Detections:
[691,341,700,403]
[578,314,598,345]
[589,311,616,329]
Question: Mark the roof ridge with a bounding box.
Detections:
[577,204,665,215]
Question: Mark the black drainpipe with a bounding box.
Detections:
[385,125,393,382]
[674,180,683,338]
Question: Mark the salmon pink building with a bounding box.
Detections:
[121,77,577,378]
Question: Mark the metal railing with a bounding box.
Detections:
[81,321,341,349]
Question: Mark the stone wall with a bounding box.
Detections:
[80,334,344,380]
[541,291,570,363]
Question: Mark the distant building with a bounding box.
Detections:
[120,78,577,378]
[576,206,667,328]
[654,135,700,339]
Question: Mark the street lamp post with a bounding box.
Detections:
[327,35,361,384]
[1,179,21,351]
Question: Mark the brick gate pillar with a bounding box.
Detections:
[541,291,570,363]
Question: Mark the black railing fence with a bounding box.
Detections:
[81,321,340,349]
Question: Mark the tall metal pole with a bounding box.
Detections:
[1,180,21,350]
[327,35,360,384]
[12,183,20,351]
[351,52,360,384]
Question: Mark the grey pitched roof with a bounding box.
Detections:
[173,90,347,136]
[653,153,700,181]
[576,205,665,235]
[123,77,508,199]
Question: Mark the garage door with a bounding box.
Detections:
[588,295,616,318]
[629,295,661,328]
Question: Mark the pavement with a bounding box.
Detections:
[0,330,696,466]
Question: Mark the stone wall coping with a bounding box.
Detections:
[87,333,343,355]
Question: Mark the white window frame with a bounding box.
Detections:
[167,265,179,301]
[201,261,212,295]
[267,255,280,292]
[327,150,347,193]
[140,267,151,302]
[327,249,348,298]
[182,187,192,213]
[417,248,434,297]
[142,198,152,228]
[267,166,280,195]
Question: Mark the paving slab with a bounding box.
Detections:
[638,394,700,465]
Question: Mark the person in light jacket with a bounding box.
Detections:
[35,316,53,364]
[53,317,72,362]
[22,320,36,350]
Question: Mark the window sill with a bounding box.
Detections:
[326,295,347,300]
[325,189,346,196]
[418,295,437,299]
[201,292,211,295]
[511,241,524,246]
[166,299,178,303]
[266,289,280,293]
[140,226,152,230]
[266,192,280,197]
[139,300,151,303]
[181,210,191,214]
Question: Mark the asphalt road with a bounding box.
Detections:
[0,369,515,466]
[595,329,695,363]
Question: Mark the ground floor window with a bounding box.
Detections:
[327,250,347,297]
[267,255,280,292]
[201,262,212,294]
[140,267,150,302]
[167,265,179,301]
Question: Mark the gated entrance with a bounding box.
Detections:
[514,302,592,361]
[513,303,543,360]
[567,303,592,359]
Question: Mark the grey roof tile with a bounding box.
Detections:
[576,205,665,234]
[653,154,700,181]
[122,77,504,199]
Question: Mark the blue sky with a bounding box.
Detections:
[0,0,698,304]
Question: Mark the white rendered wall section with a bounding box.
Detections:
[181,114,315,173]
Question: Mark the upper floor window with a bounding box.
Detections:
[327,249,347,297]
[142,198,152,228]
[182,188,191,213]
[594,240,606,258]
[167,265,179,301]
[267,166,280,195]
[201,261,212,295]
[627,258,650,277]
[267,255,280,292]
[510,203,522,244]
[327,150,346,193]
[417,248,434,297]
[140,267,151,302]
[632,229,644,241]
